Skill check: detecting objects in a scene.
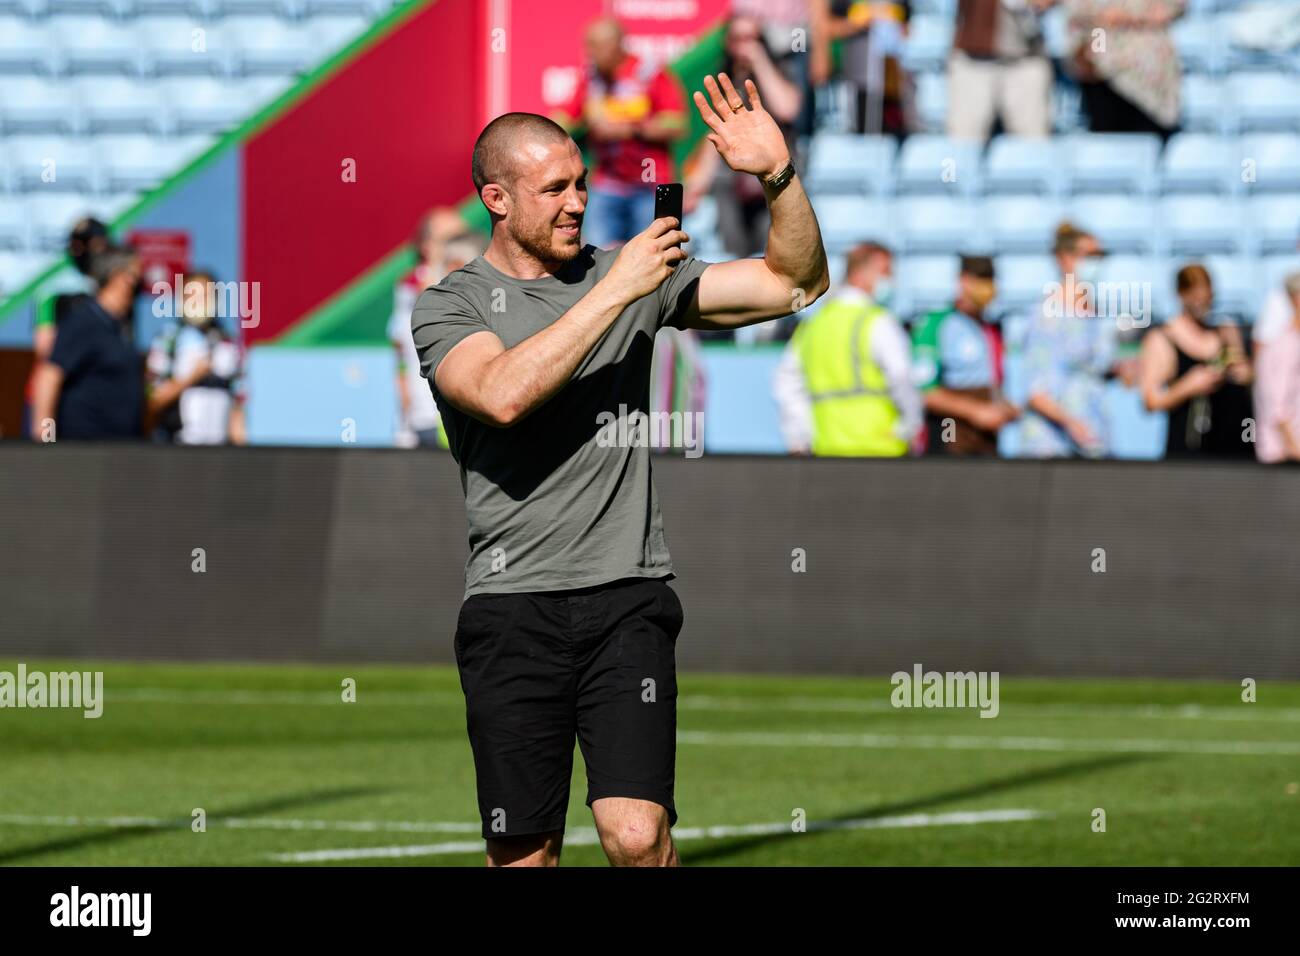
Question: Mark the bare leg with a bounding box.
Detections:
[485,830,564,867]
[591,797,678,867]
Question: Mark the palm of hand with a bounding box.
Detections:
[691,73,788,178]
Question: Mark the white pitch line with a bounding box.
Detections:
[269,808,1050,863]
[677,730,1300,757]
[99,687,1300,722]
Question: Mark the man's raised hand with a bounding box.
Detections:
[691,73,791,181]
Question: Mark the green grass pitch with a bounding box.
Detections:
[2,659,1297,866]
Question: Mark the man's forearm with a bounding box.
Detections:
[925,388,991,425]
[29,363,59,439]
[639,114,686,144]
[762,170,829,299]
[477,281,630,426]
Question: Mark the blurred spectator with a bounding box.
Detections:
[391,216,487,449]
[912,254,1020,455]
[1064,0,1185,141]
[649,324,708,455]
[1249,224,1300,362]
[814,0,914,138]
[684,15,803,261]
[1254,272,1300,463]
[1018,222,1118,457]
[146,270,246,446]
[1139,264,1254,459]
[948,0,1054,141]
[24,218,112,433]
[553,17,688,248]
[773,240,921,455]
[732,0,816,139]
[29,246,144,442]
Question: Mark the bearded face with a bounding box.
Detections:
[497,139,588,268]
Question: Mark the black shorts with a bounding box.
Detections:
[453,575,684,840]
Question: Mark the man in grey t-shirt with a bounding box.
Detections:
[411,73,829,867]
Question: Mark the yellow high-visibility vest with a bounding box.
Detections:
[792,298,905,457]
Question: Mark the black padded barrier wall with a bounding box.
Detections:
[1,444,1296,679]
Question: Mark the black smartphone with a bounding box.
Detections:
[654,183,684,265]
[654,182,683,225]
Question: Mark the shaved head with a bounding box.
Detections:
[471,112,571,199]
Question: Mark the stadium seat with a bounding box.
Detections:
[1040,4,1069,59]
[1062,133,1160,196]
[134,0,225,15]
[908,0,956,14]
[306,0,391,15]
[0,250,49,297]
[805,134,896,197]
[812,195,893,254]
[213,0,303,15]
[1200,254,1261,319]
[1159,195,1248,256]
[140,17,232,76]
[52,15,147,75]
[894,255,958,319]
[3,135,102,192]
[77,77,172,134]
[0,77,82,135]
[893,197,981,254]
[991,255,1056,312]
[1067,194,1157,254]
[310,15,372,55]
[894,135,982,197]
[1248,194,1300,255]
[222,16,317,74]
[0,0,49,16]
[0,17,57,74]
[682,193,717,239]
[97,134,215,191]
[1172,14,1221,74]
[170,75,292,132]
[1160,133,1241,195]
[825,252,847,288]
[1180,75,1226,134]
[25,194,105,250]
[982,136,1061,196]
[982,196,1065,254]
[1240,134,1300,192]
[0,201,31,250]
[913,72,947,133]
[1098,255,1161,327]
[47,0,128,15]
[1228,72,1300,133]
[901,15,952,74]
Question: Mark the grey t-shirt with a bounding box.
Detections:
[411,244,710,599]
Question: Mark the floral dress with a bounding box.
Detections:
[1019,305,1118,457]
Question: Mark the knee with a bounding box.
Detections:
[603,816,672,866]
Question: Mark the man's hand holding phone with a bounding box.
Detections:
[602,217,690,304]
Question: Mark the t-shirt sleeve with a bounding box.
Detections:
[657,255,710,331]
[410,283,493,387]
[48,314,92,379]
[648,67,686,120]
